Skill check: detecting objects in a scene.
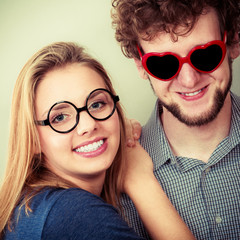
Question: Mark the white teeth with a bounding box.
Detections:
[75,140,104,153]
[181,89,202,96]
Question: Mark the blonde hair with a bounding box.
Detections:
[0,42,126,237]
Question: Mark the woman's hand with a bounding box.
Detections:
[123,142,154,194]
[124,118,142,147]
[122,144,196,240]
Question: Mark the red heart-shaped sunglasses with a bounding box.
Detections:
[137,32,227,81]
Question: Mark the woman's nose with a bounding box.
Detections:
[75,110,97,136]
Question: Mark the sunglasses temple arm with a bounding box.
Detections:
[136,44,143,59]
[223,31,227,43]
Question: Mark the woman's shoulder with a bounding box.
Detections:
[40,187,118,215]
[42,188,143,239]
[4,188,112,240]
[42,187,119,214]
[4,188,143,240]
[35,187,107,207]
[33,187,119,225]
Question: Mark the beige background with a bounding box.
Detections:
[0,0,239,180]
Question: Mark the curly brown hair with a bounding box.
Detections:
[111,0,240,59]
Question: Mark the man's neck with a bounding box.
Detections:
[161,94,232,163]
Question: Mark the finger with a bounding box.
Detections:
[124,118,134,147]
[130,119,142,140]
[127,138,135,147]
[125,118,142,147]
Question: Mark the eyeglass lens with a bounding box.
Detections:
[48,89,116,133]
[146,55,179,80]
[190,44,223,72]
[145,42,224,80]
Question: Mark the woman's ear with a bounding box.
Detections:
[228,32,240,60]
[133,58,149,80]
[34,145,41,155]
[34,137,42,155]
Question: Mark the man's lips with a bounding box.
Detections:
[178,86,208,97]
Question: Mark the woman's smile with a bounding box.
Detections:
[74,139,105,153]
[73,138,108,158]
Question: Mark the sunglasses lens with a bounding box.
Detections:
[146,55,179,80]
[190,44,223,72]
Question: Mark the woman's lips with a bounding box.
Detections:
[73,138,108,158]
[74,139,104,153]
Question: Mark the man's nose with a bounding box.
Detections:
[176,63,201,88]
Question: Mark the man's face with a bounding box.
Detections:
[136,8,239,126]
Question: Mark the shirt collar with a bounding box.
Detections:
[228,92,240,147]
[140,100,176,170]
[140,92,240,170]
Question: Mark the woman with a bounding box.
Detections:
[0,42,195,239]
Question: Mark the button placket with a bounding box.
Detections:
[215,214,222,224]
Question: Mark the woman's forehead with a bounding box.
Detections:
[34,64,107,116]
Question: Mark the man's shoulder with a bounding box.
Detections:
[139,102,171,165]
[141,101,164,141]
[230,92,240,121]
[231,92,240,106]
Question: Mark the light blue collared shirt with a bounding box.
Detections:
[121,92,240,240]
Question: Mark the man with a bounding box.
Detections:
[111,0,240,239]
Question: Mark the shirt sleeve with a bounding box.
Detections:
[42,188,144,240]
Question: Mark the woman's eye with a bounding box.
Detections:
[51,113,67,124]
[89,101,106,111]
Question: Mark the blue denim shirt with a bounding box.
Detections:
[121,92,240,240]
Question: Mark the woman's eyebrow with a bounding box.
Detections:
[40,103,70,119]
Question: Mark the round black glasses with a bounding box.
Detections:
[35,88,119,133]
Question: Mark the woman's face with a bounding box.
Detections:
[35,63,120,192]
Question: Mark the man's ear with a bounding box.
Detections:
[229,32,240,60]
[133,58,149,80]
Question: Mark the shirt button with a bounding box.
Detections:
[205,167,211,173]
[215,215,222,224]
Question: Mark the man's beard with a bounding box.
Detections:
[158,71,232,127]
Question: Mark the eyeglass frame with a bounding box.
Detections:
[35,88,120,134]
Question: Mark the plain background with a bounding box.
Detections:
[0,0,240,180]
